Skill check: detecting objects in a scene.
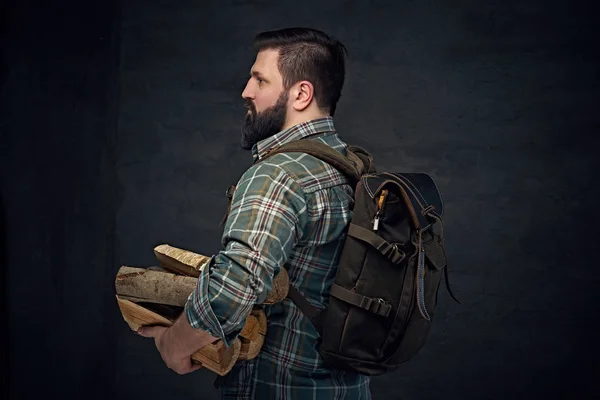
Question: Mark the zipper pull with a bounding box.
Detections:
[373,189,388,231]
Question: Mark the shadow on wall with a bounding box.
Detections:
[0,191,9,400]
[1,0,10,397]
[0,0,8,89]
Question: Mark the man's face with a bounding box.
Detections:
[240,49,289,150]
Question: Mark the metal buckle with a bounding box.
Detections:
[370,297,386,313]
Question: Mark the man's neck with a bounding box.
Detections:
[282,112,330,131]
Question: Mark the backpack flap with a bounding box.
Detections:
[395,173,444,230]
[363,172,443,232]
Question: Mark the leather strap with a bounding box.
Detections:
[286,284,325,334]
[415,231,431,321]
[260,140,364,186]
[330,283,392,317]
[426,211,462,305]
[286,284,320,321]
[347,223,406,264]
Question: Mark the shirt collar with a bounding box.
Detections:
[251,116,336,162]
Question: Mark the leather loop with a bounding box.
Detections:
[225,185,236,199]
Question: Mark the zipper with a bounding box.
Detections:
[372,189,388,231]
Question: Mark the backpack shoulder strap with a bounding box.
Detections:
[257,139,383,327]
[260,140,368,186]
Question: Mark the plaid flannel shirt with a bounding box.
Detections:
[185,117,371,399]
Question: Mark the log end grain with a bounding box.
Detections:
[238,314,260,342]
[238,308,267,361]
[191,338,241,376]
[262,268,289,305]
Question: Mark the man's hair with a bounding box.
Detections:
[254,27,348,117]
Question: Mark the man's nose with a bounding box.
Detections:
[241,80,253,100]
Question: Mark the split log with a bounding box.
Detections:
[263,267,289,304]
[153,243,290,304]
[239,314,260,342]
[115,266,197,306]
[116,296,240,376]
[116,245,289,377]
[153,244,211,277]
[238,308,267,361]
[115,265,290,307]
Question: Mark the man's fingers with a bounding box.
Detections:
[191,359,204,371]
[173,360,203,375]
[190,363,203,373]
[136,326,151,337]
[137,325,162,338]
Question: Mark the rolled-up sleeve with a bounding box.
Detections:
[184,160,307,347]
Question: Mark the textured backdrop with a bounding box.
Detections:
[2,0,599,399]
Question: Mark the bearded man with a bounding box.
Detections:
[139,27,371,399]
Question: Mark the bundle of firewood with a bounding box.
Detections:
[115,244,289,376]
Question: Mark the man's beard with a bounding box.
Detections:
[240,91,289,150]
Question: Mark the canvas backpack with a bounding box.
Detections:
[223,139,461,376]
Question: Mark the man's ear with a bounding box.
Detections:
[291,81,314,112]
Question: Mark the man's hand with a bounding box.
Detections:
[137,324,202,375]
[137,313,218,375]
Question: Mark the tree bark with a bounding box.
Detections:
[115,266,196,307]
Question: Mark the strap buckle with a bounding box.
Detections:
[360,296,391,317]
[381,243,405,264]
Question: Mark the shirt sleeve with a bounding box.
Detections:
[184,160,307,347]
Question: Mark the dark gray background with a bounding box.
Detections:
[2,0,599,399]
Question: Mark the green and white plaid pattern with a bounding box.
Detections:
[185,117,371,399]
